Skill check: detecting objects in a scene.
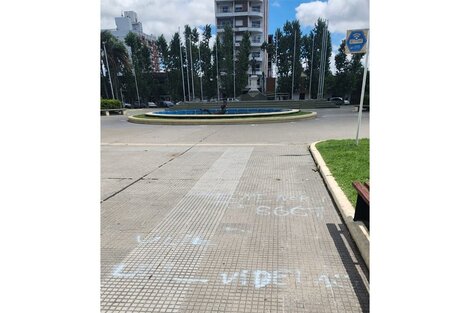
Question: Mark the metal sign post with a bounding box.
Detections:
[345,29,369,145]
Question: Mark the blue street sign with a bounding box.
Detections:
[346,29,368,54]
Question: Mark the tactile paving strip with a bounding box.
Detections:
[101,148,253,312]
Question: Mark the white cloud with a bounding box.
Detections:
[330,44,340,74]
[101,0,215,41]
[295,0,369,34]
[272,1,281,7]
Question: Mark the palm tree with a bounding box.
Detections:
[100,31,131,100]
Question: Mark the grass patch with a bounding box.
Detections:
[316,139,369,206]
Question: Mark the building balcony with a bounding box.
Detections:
[215,0,264,3]
[234,26,263,33]
[215,11,264,18]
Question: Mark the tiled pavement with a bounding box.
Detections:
[101,138,369,312]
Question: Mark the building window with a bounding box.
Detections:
[252,21,261,28]
[252,6,261,12]
[222,6,229,13]
[235,5,243,12]
[253,35,261,43]
[252,52,260,58]
[235,19,243,26]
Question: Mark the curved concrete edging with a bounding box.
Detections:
[128,112,316,125]
[309,141,370,269]
[145,109,300,118]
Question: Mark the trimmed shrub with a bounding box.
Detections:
[101,99,122,109]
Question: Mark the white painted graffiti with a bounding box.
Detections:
[112,263,151,278]
[223,226,251,234]
[240,193,265,201]
[136,234,214,246]
[220,269,301,288]
[276,195,310,202]
[316,274,350,288]
[256,205,324,217]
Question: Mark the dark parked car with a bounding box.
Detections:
[159,101,175,108]
[329,97,344,105]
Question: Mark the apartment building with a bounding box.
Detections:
[214,0,269,89]
[105,11,160,73]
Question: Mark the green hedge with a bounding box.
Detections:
[101,99,122,110]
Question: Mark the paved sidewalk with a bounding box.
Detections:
[101,108,369,312]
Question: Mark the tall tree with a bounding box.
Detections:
[125,32,153,103]
[310,18,332,99]
[275,21,302,97]
[349,53,365,103]
[100,31,131,100]
[167,32,186,101]
[235,31,251,95]
[210,35,223,100]
[220,25,235,98]
[333,40,352,99]
[200,25,214,99]
[156,34,168,72]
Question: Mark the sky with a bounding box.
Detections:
[100,0,369,72]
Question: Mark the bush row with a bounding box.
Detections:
[101,99,122,110]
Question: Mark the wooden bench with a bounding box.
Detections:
[352,181,369,229]
[100,108,125,116]
[353,105,370,112]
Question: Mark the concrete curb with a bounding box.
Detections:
[128,112,316,125]
[309,141,370,269]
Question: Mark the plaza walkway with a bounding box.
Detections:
[101,107,369,313]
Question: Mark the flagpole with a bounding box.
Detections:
[189,32,196,101]
[291,30,296,99]
[198,42,203,101]
[274,32,278,101]
[102,42,115,99]
[308,30,315,99]
[178,27,186,102]
[215,35,220,102]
